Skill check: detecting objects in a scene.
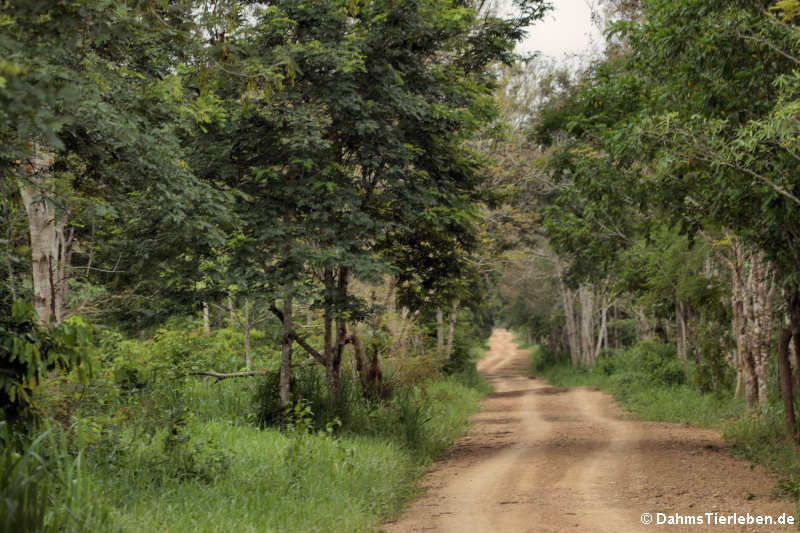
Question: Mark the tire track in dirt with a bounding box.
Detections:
[382,328,795,533]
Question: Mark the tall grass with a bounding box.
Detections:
[91,376,484,533]
[99,423,414,533]
[14,324,490,533]
[0,422,112,533]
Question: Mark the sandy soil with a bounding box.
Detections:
[382,328,797,533]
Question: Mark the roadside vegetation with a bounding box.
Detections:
[1,0,519,530]
[4,317,490,533]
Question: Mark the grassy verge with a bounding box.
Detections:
[524,340,800,504]
[5,330,490,533]
[86,372,486,532]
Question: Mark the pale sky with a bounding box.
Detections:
[508,0,605,61]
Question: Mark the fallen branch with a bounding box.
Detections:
[189,370,266,381]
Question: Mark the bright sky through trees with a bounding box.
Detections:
[510,0,603,61]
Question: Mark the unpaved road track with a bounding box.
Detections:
[383,329,795,533]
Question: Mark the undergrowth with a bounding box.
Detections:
[1,317,491,533]
[89,374,484,533]
[7,338,489,533]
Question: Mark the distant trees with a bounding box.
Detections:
[496,0,800,438]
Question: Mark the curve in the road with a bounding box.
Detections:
[382,328,792,533]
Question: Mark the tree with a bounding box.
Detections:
[514,0,800,436]
[190,0,548,405]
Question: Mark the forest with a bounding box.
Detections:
[4,0,800,531]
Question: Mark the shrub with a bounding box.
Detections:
[254,365,361,431]
[254,369,284,428]
[0,299,91,428]
[531,344,569,373]
[628,342,686,386]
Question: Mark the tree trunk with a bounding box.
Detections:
[722,240,763,408]
[321,267,349,407]
[243,297,252,370]
[635,306,653,341]
[445,299,460,358]
[18,144,71,326]
[561,284,580,366]
[352,325,368,386]
[676,299,689,376]
[734,363,743,399]
[788,287,800,401]
[390,307,420,357]
[436,307,445,355]
[594,292,609,360]
[279,295,293,408]
[554,260,580,366]
[791,332,800,395]
[730,243,748,402]
[203,302,210,335]
[748,252,774,407]
[740,257,759,408]
[777,322,797,442]
[322,269,336,403]
[579,284,594,365]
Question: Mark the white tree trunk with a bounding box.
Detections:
[203,301,210,335]
[635,306,653,341]
[18,144,71,326]
[733,245,774,408]
[594,293,609,360]
[579,284,594,365]
[243,297,252,370]
[445,299,460,358]
[560,283,580,366]
[676,299,689,375]
[749,252,774,406]
[436,307,445,355]
[729,241,749,402]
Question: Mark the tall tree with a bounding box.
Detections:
[192,0,549,403]
[1,0,229,328]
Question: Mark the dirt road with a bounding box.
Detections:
[383,329,795,533]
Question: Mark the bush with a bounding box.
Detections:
[619,342,686,387]
[593,356,616,376]
[692,321,735,395]
[0,299,91,428]
[530,344,569,373]
[254,365,362,432]
[254,369,284,428]
[443,336,473,375]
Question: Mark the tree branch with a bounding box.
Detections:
[269,302,327,365]
[289,331,327,365]
[189,370,266,381]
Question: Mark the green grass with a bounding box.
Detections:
[0,422,113,533]
[88,375,485,533]
[536,363,743,427]
[100,423,415,533]
[8,330,490,533]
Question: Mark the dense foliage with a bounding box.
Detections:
[495,0,800,479]
[0,0,543,530]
